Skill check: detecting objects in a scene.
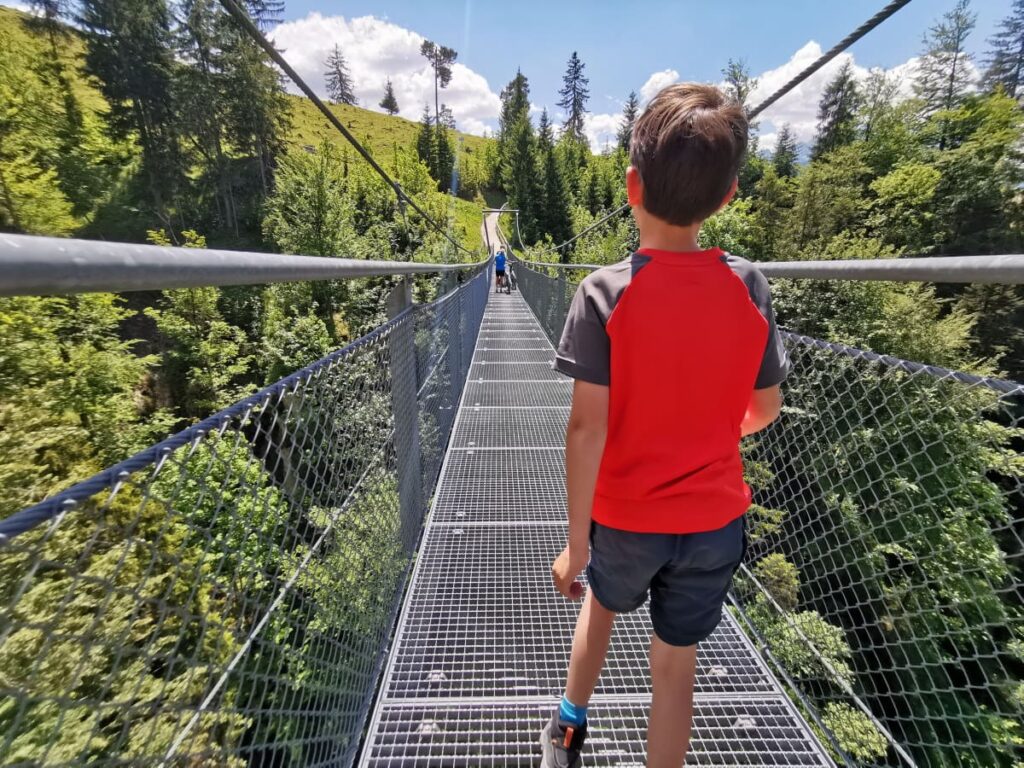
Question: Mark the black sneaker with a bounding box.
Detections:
[540,713,587,768]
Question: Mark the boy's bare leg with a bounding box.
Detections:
[564,589,617,706]
[647,634,697,768]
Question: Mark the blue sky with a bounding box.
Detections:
[4,0,1013,148]
[282,0,1010,107]
[265,0,1012,149]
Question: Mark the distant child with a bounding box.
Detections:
[542,83,789,768]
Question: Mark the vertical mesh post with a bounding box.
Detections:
[387,278,424,552]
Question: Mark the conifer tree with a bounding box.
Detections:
[420,39,457,126]
[557,51,590,144]
[812,61,861,159]
[773,123,799,177]
[915,0,976,148]
[379,78,399,115]
[502,113,541,241]
[983,0,1024,100]
[537,109,572,248]
[722,58,762,196]
[435,121,454,193]
[617,90,639,151]
[79,0,184,222]
[324,44,357,105]
[416,106,436,178]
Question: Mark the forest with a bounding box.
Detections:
[1,0,1024,763]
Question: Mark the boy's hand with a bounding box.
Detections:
[551,546,587,600]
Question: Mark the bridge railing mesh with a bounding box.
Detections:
[0,267,487,767]
[516,259,1024,768]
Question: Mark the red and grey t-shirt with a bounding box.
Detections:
[555,247,789,535]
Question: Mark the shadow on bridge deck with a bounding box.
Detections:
[359,291,833,767]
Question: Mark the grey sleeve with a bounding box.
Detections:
[555,280,611,386]
[749,270,789,388]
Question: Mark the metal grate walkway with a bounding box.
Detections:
[359,291,833,766]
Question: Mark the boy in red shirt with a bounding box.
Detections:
[541,83,788,768]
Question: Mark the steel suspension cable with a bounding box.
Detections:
[747,0,912,119]
[218,0,475,258]
[526,0,913,260]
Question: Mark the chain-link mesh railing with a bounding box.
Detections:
[516,259,1024,768]
[0,267,487,767]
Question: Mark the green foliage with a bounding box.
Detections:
[753,553,799,612]
[821,703,889,762]
[0,24,75,234]
[812,61,861,160]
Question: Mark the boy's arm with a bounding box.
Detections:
[741,384,782,436]
[552,380,609,600]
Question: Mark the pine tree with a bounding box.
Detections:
[914,0,977,148]
[502,113,541,242]
[219,19,291,196]
[439,104,456,129]
[498,70,530,166]
[722,58,758,107]
[416,105,436,179]
[537,109,572,248]
[617,90,639,151]
[983,0,1024,100]
[324,44,357,105]
[79,0,184,222]
[722,58,763,195]
[379,78,399,115]
[435,121,454,193]
[244,0,284,31]
[812,61,861,159]
[558,52,590,144]
[773,124,799,177]
[420,39,457,126]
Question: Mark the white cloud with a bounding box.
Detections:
[640,69,680,104]
[584,112,622,153]
[270,12,500,134]
[1,1,38,14]
[744,42,976,150]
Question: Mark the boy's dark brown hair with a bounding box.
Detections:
[629,83,748,227]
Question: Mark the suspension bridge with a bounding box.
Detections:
[1,0,1024,765]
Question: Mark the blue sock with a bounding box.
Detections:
[559,695,588,726]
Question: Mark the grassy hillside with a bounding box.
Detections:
[287,98,489,252]
[0,5,488,251]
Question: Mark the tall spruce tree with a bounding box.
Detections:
[379,78,399,115]
[435,121,454,193]
[915,0,977,148]
[420,40,457,126]
[502,113,541,242]
[617,90,639,151]
[324,44,357,105]
[416,106,436,178]
[984,0,1024,100]
[79,0,183,223]
[557,52,590,144]
[722,58,763,196]
[219,17,290,196]
[812,61,861,159]
[537,109,572,249]
[773,124,799,177]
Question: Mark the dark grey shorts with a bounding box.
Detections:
[586,515,746,647]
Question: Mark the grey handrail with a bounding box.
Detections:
[512,253,1024,284]
[0,234,488,297]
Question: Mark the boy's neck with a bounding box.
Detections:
[636,212,703,253]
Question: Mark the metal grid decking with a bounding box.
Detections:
[359,291,832,766]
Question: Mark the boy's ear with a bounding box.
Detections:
[626,166,644,207]
[718,177,739,212]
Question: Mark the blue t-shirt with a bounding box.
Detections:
[495,253,507,270]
